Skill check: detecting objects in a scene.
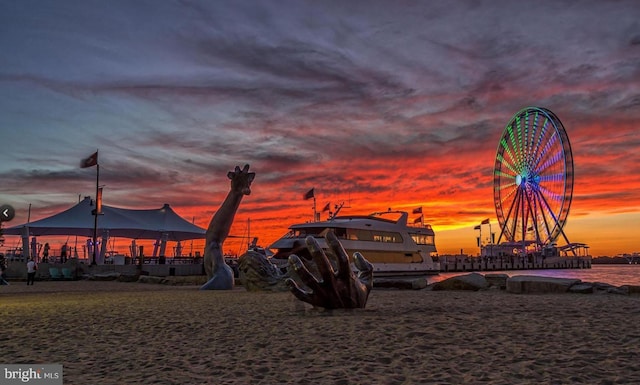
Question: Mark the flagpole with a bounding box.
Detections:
[313,196,317,222]
[303,188,316,221]
[92,153,99,265]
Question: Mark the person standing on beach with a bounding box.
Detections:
[61,242,68,263]
[0,256,9,285]
[26,257,37,285]
[0,268,8,285]
[43,242,50,263]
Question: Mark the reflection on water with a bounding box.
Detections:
[429,264,640,286]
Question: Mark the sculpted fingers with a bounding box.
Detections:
[325,231,352,279]
[286,278,315,304]
[353,251,374,290]
[353,251,373,273]
[305,235,335,279]
[288,254,321,291]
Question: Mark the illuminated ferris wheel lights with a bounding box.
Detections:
[493,107,574,247]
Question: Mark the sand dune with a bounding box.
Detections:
[2,281,639,384]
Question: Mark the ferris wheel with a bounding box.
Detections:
[493,107,574,248]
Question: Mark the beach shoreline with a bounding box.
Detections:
[2,281,639,384]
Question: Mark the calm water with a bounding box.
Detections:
[429,264,640,286]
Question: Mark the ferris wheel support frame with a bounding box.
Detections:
[493,107,576,256]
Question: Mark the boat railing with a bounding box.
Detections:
[408,223,433,230]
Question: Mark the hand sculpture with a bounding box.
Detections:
[287,230,374,309]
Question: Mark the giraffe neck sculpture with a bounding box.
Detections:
[200,164,255,290]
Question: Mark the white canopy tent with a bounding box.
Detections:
[4,197,205,262]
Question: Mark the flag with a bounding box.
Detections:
[322,202,331,212]
[412,207,422,214]
[81,151,98,168]
[481,218,490,225]
[473,225,481,230]
[303,188,315,200]
[413,215,423,224]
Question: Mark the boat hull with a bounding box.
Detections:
[269,228,440,277]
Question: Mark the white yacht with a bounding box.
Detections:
[268,210,440,277]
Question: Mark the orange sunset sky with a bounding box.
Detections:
[1,1,639,257]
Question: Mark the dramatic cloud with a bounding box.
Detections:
[1,0,639,256]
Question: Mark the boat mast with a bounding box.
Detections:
[329,202,344,220]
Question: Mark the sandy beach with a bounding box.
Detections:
[1,281,639,385]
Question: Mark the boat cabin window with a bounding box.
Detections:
[410,233,435,245]
[346,229,372,241]
[346,229,403,243]
[292,228,325,237]
[293,227,403,243]
[331,227,348,238]
[372,231,402,243]
[292,227,348,239]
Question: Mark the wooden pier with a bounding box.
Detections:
[438,255,592,273]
